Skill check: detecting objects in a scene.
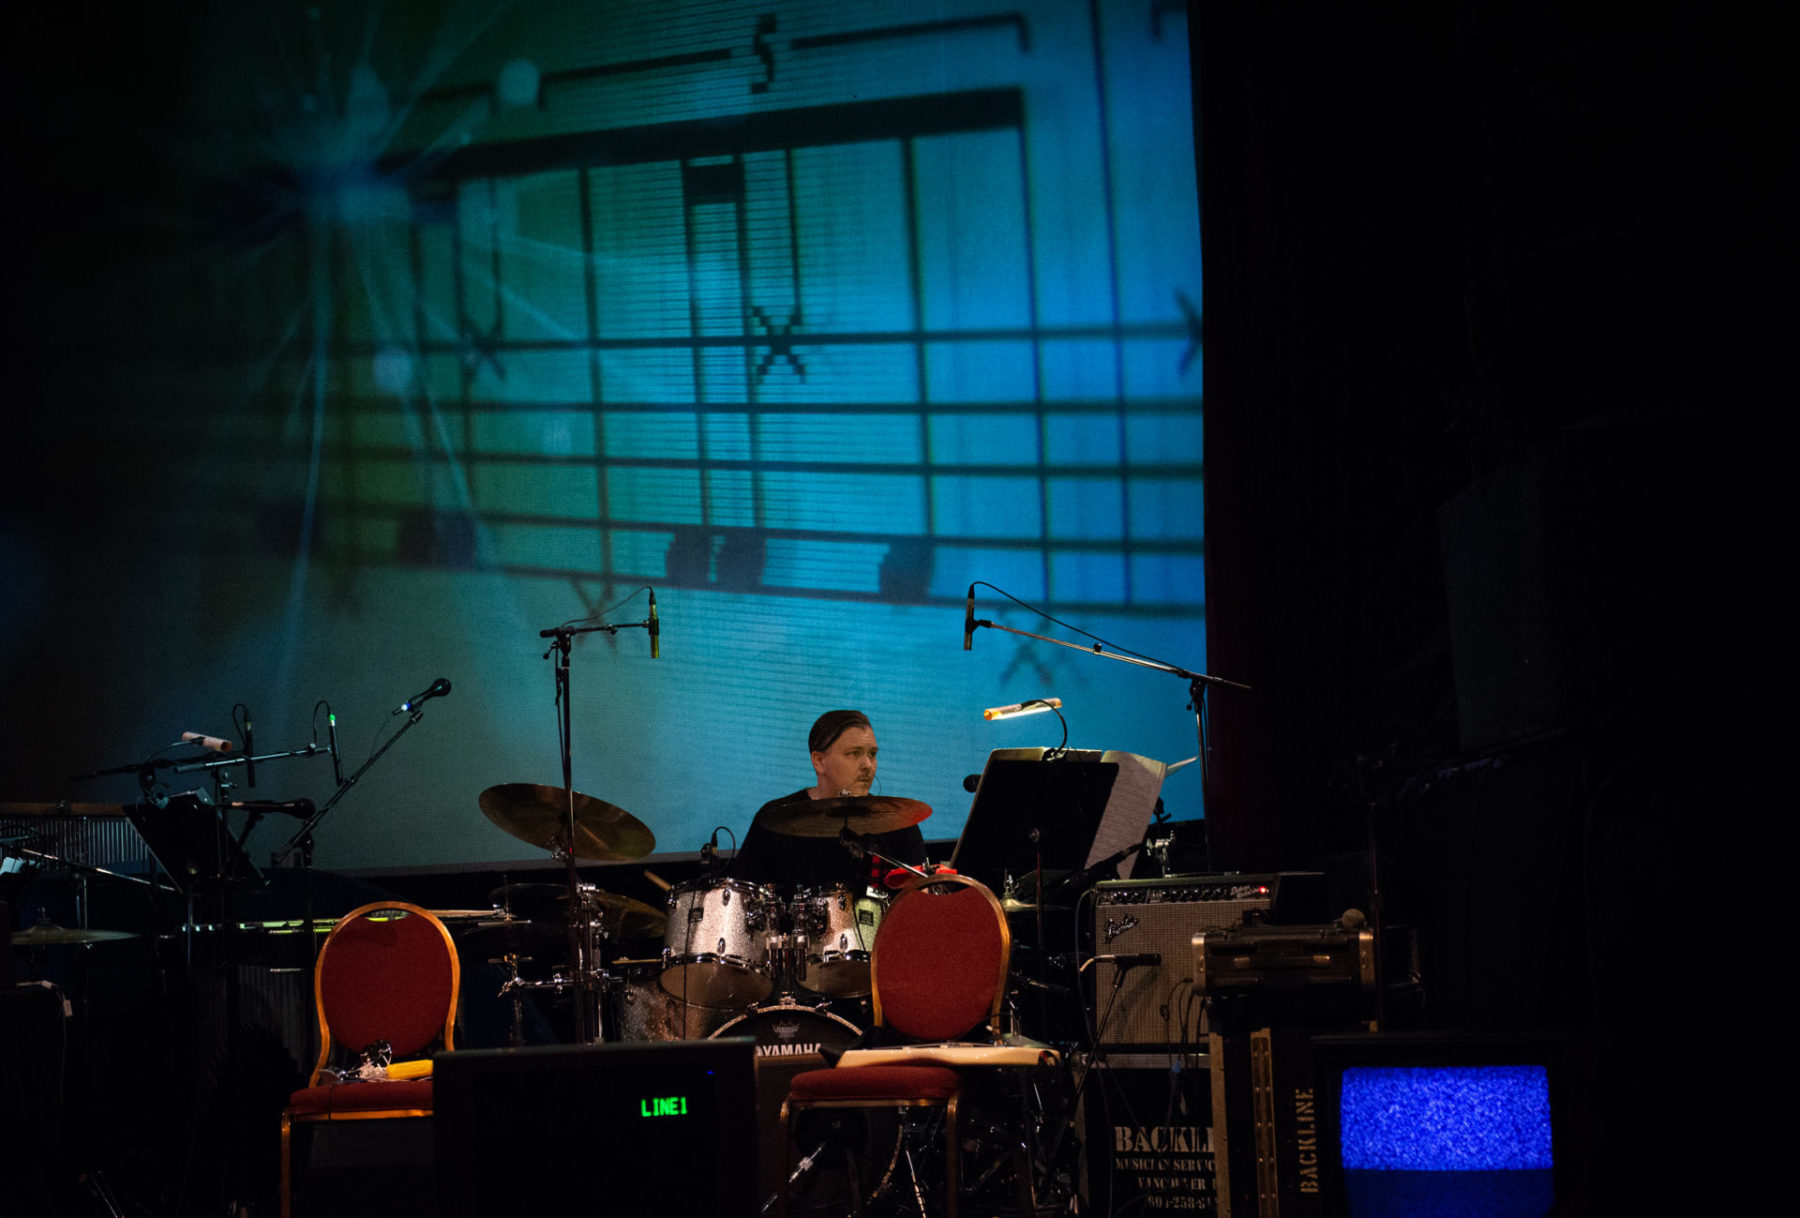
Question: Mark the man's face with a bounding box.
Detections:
[812,725,878,797]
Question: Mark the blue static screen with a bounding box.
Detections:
[1340,1066,1553,1171]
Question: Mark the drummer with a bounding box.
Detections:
[732,709,927,891]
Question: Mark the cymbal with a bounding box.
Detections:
[12,924,139,946]
[489,883,667,939]
[455,918,566,959]
[1001,899,1071,916]
[0,802,130,818]
[478,783,656,861]
[756,795,932,838]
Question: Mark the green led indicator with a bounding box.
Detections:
[639,1096,689,1117]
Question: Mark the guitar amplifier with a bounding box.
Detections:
[1091,873,1324,1047]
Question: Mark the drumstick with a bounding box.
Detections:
[643,868,672,892]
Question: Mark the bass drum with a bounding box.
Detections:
[710,1004,900,1212]
[611,960,734,1042]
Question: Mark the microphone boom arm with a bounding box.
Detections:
[968,618,1248,692]
[270,709,429,866]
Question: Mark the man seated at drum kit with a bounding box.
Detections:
[656,710,934,1015]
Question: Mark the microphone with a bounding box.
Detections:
[327,712,344,787]
[1093,952,1162,970]
[982,697,1061,721]
[180,732,234,753]
[648,589,660,660]
[1056,842,1143,892]
[963,585,975,650]
[394,677,452,715]
[227,798,316,819]
[838,826,869,859]
[243,709,256,789]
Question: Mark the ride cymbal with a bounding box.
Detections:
[478,783,656,861]
[755,795,932,838]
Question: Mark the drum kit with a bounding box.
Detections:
[473,780,934,1048]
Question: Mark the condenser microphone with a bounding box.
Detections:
[327,712,344,786]
[179,732,234,753]
[982,697,1061,721]
[963,585,975,650]
[228,798,316,819]
[243,709,256,789]
[648,589,660,660]
[394,677,452,715]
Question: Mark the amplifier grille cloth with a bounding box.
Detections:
[1092,891,1270,1046]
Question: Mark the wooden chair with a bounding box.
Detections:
[779,873,1053,1217]
[278,901,459,1218]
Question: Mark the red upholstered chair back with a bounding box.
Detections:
[311,902,459,1085]
[869,875,1010,1042]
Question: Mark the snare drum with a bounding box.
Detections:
[789,884,886,997]
[661,878,777,1008]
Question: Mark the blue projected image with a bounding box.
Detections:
[1340,1065,1553,1171]
[1,0,1205,872]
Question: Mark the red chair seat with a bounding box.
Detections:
[787,1063,961,1102]
[287,1078,434,1117]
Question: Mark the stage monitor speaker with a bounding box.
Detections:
[435,1039,758,1217]
[1092,873,1323,1047]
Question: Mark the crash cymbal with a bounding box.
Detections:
[489,883,667,940]
[13,924,139,946]
[756,795,932,838]
[478,783,656,861]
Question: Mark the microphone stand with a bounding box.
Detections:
[539,618,649,1045]
[965,610,1248,845]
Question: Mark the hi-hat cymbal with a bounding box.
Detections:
[1001,898,1072,916]
[756,795,932,838]
[13,924,139,946]
[489,883,667,939]
[478,783,656,861]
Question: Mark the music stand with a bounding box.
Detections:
[127,793,264,896]
[949,747,1169,893]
